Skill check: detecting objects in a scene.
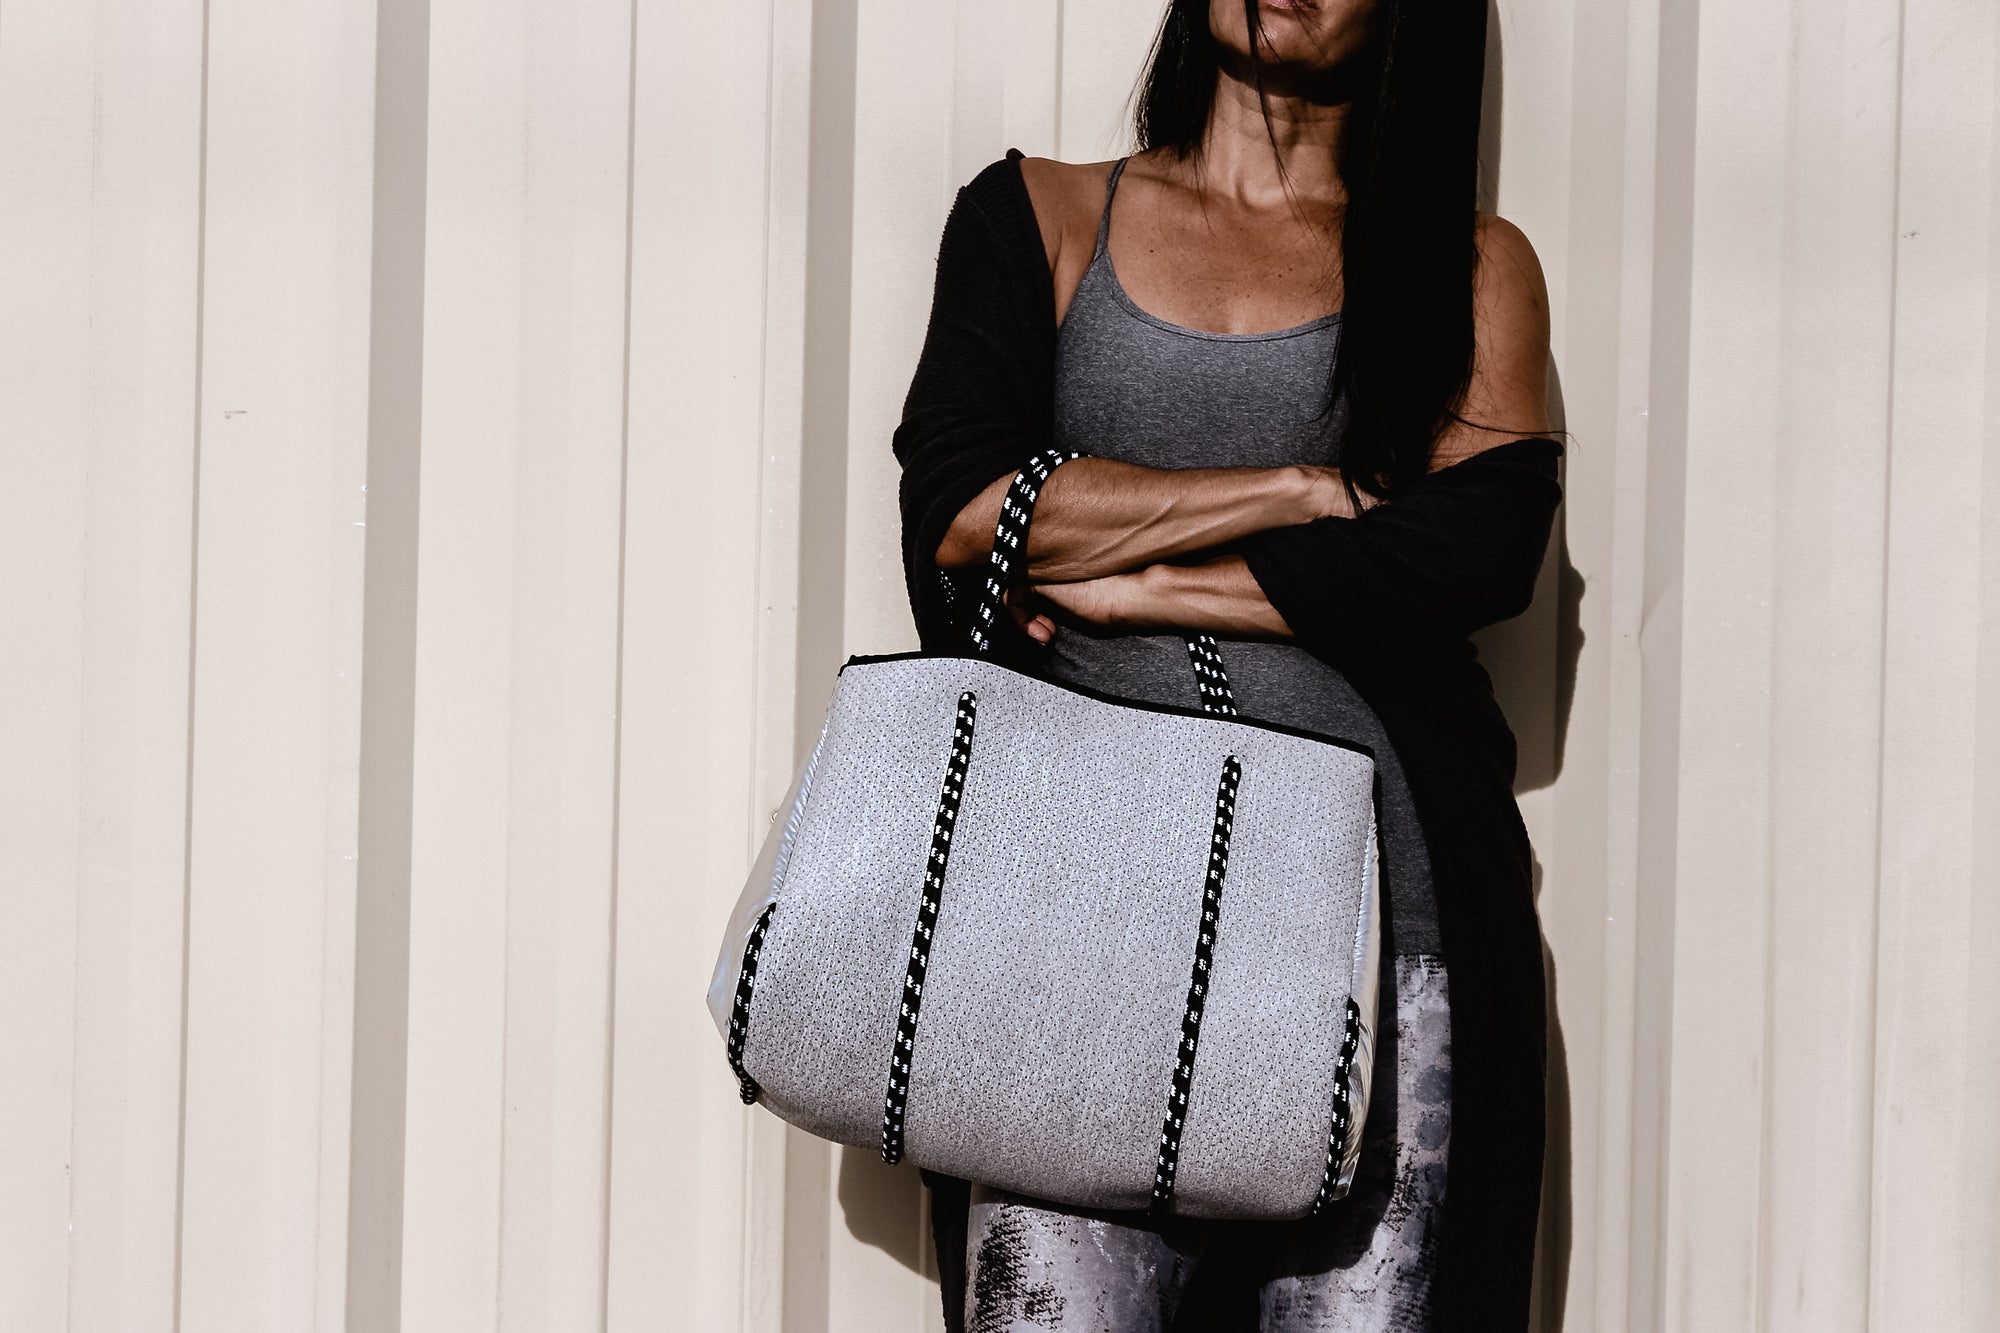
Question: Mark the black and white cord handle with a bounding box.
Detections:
[968,449,1237,717]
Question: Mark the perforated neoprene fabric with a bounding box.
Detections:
[725,651,1379,1220]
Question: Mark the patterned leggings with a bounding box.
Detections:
[961,955,1452,1333]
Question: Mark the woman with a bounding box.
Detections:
[893,1,1560,1329]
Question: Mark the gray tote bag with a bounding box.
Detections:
[705,449,1382,1220]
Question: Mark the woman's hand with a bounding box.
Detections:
[1014,556,1295,640]
[1016,572,1149,633]
[1001,578,1142,642]
[1001,585,1060,644]
[1299,465,1388,519]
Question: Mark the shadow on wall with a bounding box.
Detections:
[1478,364,1583,1333]
[837,1144,930,1274]
[1473,10,1581,1328]
[1477,369,1586,799]
[1479,0,1504,214]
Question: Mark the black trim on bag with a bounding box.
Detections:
[837,651,1376,763]
[1312,767,1387,1211]
[881,690,979,1165]
[1149,755,1242,1214]
[727,903,779,1105]
[1311,996,1367,1213]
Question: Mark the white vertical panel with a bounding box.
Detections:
[399,0,631,1327]
[1489,0,1575,284]
[1967,103,2000,1323]
[1757,2,1901,1325]
[605,0,782,1327]
[845,0,954,666]
[64,2,208,1329]
[1870,3,1999,1328]
[1971,38,2000,1324]
[1001,0,1064,157]
[0,0,92,1318]
[496,0,632,1324]
[1057,0,1155,162]
[1660,0,1790,1325]
[1657,2,1910,1329]
[399,1,522,1320]
[176,0,376,1330]
[1655,2,2000,1331]
[346,0,427,1322]
[1,0,79,1316]
[748,8,819,1333]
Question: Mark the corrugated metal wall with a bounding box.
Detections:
[3,1,1994,1330]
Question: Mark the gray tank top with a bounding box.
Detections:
[1043,154,1439,955]
[1047,157,1347,726]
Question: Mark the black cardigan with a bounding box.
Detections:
[892,148,1562,1332]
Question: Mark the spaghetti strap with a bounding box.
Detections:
[1092,157,1131,260]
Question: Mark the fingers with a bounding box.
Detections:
[1002,586,1057,644]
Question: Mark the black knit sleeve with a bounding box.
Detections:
[892,172,1055,653]
[1238,436,1564,674]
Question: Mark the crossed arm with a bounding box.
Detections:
[932,458,1367,640]
[934,215,1554,645]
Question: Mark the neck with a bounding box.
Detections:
[1187,62,1358,210]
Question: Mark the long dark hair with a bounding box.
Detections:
[1133,0,1488,499]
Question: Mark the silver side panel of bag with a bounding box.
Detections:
[1330,804,1382,1200]
[705,716,831,1041]
[715,654,1380,1221]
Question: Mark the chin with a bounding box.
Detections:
[1218,0,1378,76]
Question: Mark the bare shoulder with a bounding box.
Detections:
[1433,214,1553,464]
[1017,156,1119,273]
[1472,213,1550,333]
